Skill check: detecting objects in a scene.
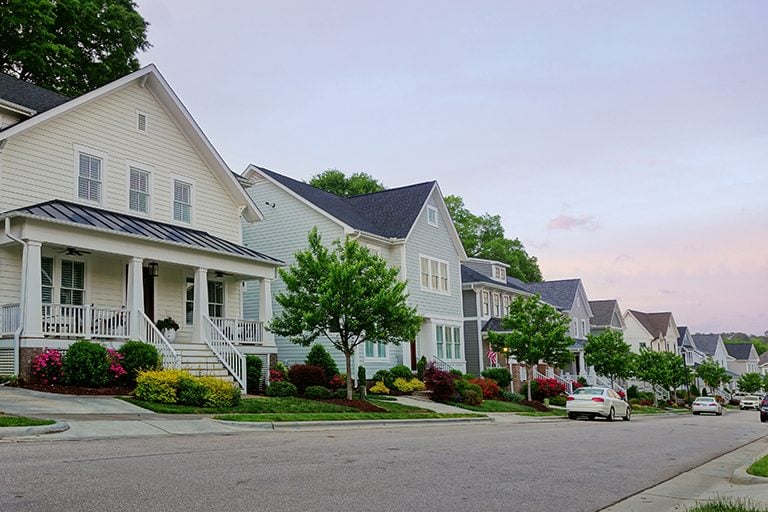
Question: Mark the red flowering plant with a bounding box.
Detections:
[328,374,346,391]
[534,377,566,398]
[31,348,64,385]
[571,380,583,390]
[106,348,127,383]
[269,369,285,382]
[468,377,501,399]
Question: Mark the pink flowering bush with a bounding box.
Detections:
[31,349,64,385]
[106,348,127,383]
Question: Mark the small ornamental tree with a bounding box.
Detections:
[487,294,573,401]
[269,228,422,400]
[584,330,633,389]
[634,349,672,407]
[305,343,339,382]
[737,372,763,394]
[668,354,692,401]
[696,358,731,394]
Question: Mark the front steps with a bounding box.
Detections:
[174,343,234,383]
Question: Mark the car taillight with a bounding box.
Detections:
[566,396,575,401]
[591,397,605,402]
[709,403,716,406]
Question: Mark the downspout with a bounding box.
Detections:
[4,217,26,376]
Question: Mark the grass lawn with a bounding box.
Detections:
[122,396,359,414]
[686,498,768,511]
[0,415,56,427]
[216,412,483,422]
[747,454,768,477]
[449,399,564,416]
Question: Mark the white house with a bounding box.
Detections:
[623,310,679,354]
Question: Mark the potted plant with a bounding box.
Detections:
[156,317,180,342]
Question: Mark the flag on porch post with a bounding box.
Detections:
[487,349,498,367]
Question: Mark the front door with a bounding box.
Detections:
[410,340,417,370]
[142,266,155,322]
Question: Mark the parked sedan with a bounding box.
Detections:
[566,387,631,421]
[740,395,761,410]
[760,395,768,423]
[692,396,723,415]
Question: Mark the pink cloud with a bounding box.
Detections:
[547,214,599,231]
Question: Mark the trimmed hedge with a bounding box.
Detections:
[266,381,298,397]
[304,385,333,399]
[481,367,512,388]
[135,369,241,406]
[63,340,109,387]
[118,341,160,383]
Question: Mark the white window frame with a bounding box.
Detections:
[171,175,195,225]
[185,276,225,326]
[419,255,449,295]
[492,265,506,281]
[73,144,108,205]
[427,205,438,227]
[435,324,462,361]
[502,295,510,316]
[136,109,148,134]
[126,161,152,215]
[40,253,88,306]
[580,319,587,338]
[482,291,490,316]
[365,340,388,360]
[492,292,501,317]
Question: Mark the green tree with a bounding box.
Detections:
[584,330,633,389]
[634,349,675,407]
[0,0,150,97]
[696,359,730,394]
[305,343,339,382]
[737,372,763,394]
[487,294,573,401]
[444,195,542,282]
[308,169,384,197]
[761,373,768,393]
[667,353,691,401]
[269,228,422,399]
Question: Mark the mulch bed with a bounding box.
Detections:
[520,399,551,412]
[14,381,134,396]
[321,398,387,413]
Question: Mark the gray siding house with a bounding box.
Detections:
[240,166,467,374]
[588,299,625,334]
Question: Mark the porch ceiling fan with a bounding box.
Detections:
[58,247,91,256]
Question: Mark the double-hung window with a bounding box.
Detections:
[420,256,449,294]
[173,179,192,224]
[129,167,150,214]
[78,153,102,203]
[482,291,490,316]
[41,257,54,304]
[502,295,510,316]
[60,260,85,305]
[436,325,461,360]
[492,292,501,317]
[427,206,438,227]
[185,278,224,324]
[365,340,387,359]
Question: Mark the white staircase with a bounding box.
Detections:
[175,343,234,382]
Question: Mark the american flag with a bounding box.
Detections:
[487,349,498,366]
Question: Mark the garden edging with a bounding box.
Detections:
[216,416,494,431]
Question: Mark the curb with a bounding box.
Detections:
[731,447,768,485]
[217,416,493,431]
[0,421,69,439]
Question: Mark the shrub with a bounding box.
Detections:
[390,364,413,380]
[577,376,588,387]
[270,361,289,382]
[266,381,298,397]
[468,377,500,399]
[449,369,464,378]
[690,384,700,397]
[245,355,263,394]
[627,385,639,400]
[177,375,207,406]
[288,364,326,394]
[328,374,346,391]
[481,367,512,388]
[305,343,338,382]
[461,388,483,406]
[135,369,189,403]
[370,381,390,395]
[357,366,366,387]
[106,348,127,383]
[500,390,524,402]
[534,378,566,399]
[424,363,456,402]
[372,369,394,389]
[198,376,241,407]
[118,341,160,383]
[548,395,567,406]
[416,356,427,381]
[304,385,332,399]
[571,380,583,390]
[393,377,426,393]
[31,348,64,385]
[464,373,477,380]
[63,340,109,387]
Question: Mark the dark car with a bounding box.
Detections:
[760,395,768,423]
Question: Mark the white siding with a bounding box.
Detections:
[0,245,23,303]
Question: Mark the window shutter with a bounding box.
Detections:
[137,112,147,132]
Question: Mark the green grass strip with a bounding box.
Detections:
[686,497,768,511]
[747,454,768,478]
[450,400,539,413]
[122,396,358,414]
[215,412,484,422]
[0,415,56,427]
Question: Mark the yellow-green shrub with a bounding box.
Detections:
[135,369,189,404]
[369,380,390,394]
[135,370,241,407]
[198,376,241,407]
[393,377,426,393]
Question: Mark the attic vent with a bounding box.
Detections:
[136,111,147,133]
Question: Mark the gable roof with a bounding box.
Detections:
[0,65,263,223]
[0,73,70,116]
[759,352,768,367]
[589,299,620,328]
[627,310,672,339]
[0,199,282,265]
[461,265,530,294]
[692,334,722,356]
[724,343,757,361]
[677,326,694,348]
[524,279,582,312]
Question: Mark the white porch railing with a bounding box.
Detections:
[0,303,20,337]
[209,317,263,344]
[138,312,180,369]
[203,315,246,392]
[42,304,130,339]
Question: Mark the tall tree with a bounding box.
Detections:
[584,330,633,389]
[308,169,384,197]
[634,349,673,407]
[444,195,542,282]
[269,228,422,399]
[667,353,691,402]
[696,359,730,395]
[737,372,763,394]
[487,294,573,401]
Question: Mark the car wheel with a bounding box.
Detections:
[693,411,700,415]
[568,413,576,420]
[761,416,767,423]
[606,407,615,422]
[622,407,631,421]
[716,410,723,416]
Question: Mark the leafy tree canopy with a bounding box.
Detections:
[737,372,763,394]
[584,330,633,387]
[488,294,573,400]
[1,0,150,97]
[308,169,385,197]
[444,195,542,282]
[269,228,422,399]
[634,349,676,406]
[695,358,731,393]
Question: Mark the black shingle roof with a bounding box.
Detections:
[589,299,618,328]
[256,166,435,239]
[481,318,505,332]
[678,326,693,348]
[725,343,756,361]
[461,265,530,293]
[1,200,282,265]
[0,73,70,114]
[692,334,720,356]
[524,279,581,311]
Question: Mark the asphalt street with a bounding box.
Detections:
[1,410,765,512]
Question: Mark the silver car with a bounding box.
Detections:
[566,387,631,421]
[692,396,723,415]
[740,395,760,410]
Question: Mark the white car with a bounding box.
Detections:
[740,395,760,410]
[566,387,631,421]
[692,396,723,415]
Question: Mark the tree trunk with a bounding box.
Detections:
[527,366,532,401]
[344,352,353,401]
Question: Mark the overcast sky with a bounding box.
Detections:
[137,1,768,335]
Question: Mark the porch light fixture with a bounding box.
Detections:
[148,262,159,278]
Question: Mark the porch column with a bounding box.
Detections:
[193,267,208,342]
[126,257,144,339]
[578,350,586,376]
[259,278,275,345]
[22,241,43,338]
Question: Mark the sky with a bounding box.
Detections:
[136,1,768,335]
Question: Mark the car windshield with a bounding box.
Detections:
[573,388,604,396]
[696,397,714,402]
[745,396,759,400]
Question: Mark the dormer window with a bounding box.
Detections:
[492,265,506,282]
[427,206,438,227]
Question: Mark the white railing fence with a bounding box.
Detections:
[139,311,181,369]
[42,304,130,339]
[209,317,263,344]
[0,303,20,336]
[203,315,246,392]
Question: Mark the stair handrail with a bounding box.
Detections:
[139,311,181,369]
[431,355,456,372]
[202,314,246,393]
